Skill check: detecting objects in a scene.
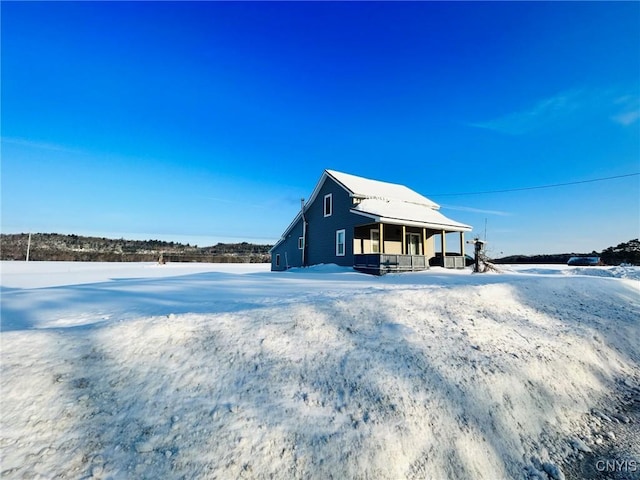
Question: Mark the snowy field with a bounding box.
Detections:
[1,261,639,479]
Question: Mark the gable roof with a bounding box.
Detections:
[271,169,472,252]
[305,169,440,210]
[326,170,439,208]
[322,170,470,231]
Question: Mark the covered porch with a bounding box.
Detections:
[352,222,467,275]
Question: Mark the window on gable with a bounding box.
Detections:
[336,229,345,256]
[275,254,281,267]
[298,237,304,250]
[324,194,333,217]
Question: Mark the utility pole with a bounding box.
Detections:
[26,233,32,262]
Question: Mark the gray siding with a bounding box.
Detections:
[304,176,362,267]
[270,216,304,271]
[271,174,373,271]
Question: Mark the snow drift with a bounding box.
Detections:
[1,262,638,479]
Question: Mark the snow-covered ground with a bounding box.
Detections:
[1,261,639,479]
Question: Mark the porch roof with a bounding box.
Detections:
[351,198,472,232]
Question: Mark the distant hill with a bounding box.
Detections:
[493,239,640,265]
[3,234,638,266]
[0,233,272,263]
[493,253,580,265]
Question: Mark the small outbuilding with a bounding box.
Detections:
[270,170,473,274]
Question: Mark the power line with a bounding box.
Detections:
[428,172,640,197]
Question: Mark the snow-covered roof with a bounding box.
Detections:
[271,169,472,250]
[352,198,471,231]
[326,170,439,208]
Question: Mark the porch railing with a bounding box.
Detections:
[354,254,428,274]
[354,254,466,274]
[443,256,466,269]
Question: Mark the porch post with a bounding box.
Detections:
[441,230,447,256]
[460,232,465,258]
[380,223,385,254]
[402,226,406,255]
[422,228,427,256]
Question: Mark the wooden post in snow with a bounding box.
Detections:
[26,233,32,262]
[472,238,485,273]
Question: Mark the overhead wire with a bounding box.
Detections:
[427,172,639,197]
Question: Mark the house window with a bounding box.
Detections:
[324,194,333,217]
[336,229,345,256]
[275,254,280,267]
[298,237,304,250]
[371,229,380,253]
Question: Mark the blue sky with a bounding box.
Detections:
[2,1,638,256]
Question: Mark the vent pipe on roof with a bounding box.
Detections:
[301,198,307,267]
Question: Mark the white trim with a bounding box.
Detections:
[298,236,304,249]
[336,229,346,256]
[324,193,333,217]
